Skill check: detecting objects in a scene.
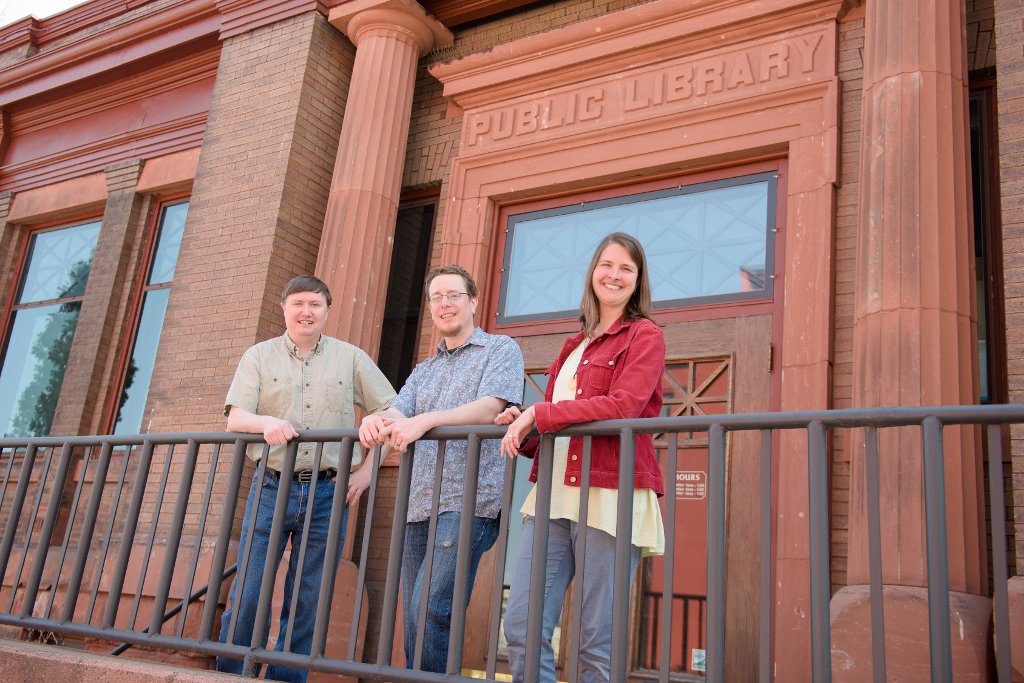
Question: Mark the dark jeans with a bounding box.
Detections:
[401,512,500,673]
[217,471,346,683]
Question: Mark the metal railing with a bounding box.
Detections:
[0,404,1020,682]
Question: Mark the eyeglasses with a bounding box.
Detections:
[427,292,468,305]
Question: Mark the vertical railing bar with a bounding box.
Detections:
[346,440,372,661]
[413,439,447,671]
[283,441,325,652]
[86,442,133,622]
[706,424,726,683]
[214,444,262,647]
[660,433,678,683]
[922,417,952,683]
[566,435,594,683]
[524,434,554,683]
[61,441,114,623]
[807,421,831,683]
[21,442,76,619]
[245,440,298,676]
[610,427,636,683]
[8,445,55,613]
[758,429,773,683]
[104,441,156,629]
[377,442,413,665]
[129,442,176,630]
[315,439,353,658]
[486,444,518,679]
[177,442,221,638]
[149,438,199,634]
[864,427,886,683]
[46,446,93,620]
[986,425,1012,683]
[0,444,39,588]
[447,433,483,674]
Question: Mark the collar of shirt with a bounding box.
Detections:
[433,326,488,357]
[563,314,633,350]
[283,333,325,359]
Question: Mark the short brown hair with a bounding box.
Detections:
[281,275,332,306]
[579,232,652,336]
[424,264,478,299]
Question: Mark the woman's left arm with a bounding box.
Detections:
[534,323,665,433]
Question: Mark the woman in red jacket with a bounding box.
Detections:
[497,231,666,682]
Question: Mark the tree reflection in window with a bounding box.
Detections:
[0,222,101,437]
[113,201,187,434]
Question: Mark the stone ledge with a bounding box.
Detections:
[0,637,237,683]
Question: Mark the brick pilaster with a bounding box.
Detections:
[143,11,354,438]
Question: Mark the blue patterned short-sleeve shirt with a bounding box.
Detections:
[394,327,524,523]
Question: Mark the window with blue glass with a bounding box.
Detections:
[0,220,101,437]
[112,201,187,434]
[498,172,777,324]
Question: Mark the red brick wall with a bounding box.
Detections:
[994,0,1024,574]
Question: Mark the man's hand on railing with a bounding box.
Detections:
[260,416,299,446]
[382,415,432,453]
[347,456,374,506]
[359,413,389,449]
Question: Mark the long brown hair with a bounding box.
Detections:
[579,232,652,337]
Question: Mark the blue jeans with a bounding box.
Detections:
[217,471,346,683]
[401,512,500,673]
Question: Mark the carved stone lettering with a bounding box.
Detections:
[464,28,827,150]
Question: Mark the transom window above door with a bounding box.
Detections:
[497,172,777,325]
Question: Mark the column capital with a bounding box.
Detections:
[329,0,452,55]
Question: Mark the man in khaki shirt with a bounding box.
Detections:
[217,275,396,683]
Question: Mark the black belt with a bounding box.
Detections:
[268,468,336,483]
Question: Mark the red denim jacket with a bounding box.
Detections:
[522,316,665,496]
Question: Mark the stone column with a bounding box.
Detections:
[317,0,451,354]
[833,1,988,680]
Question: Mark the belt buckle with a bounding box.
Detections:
[296,470,314,484]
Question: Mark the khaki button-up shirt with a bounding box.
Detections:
[224,334,396,471]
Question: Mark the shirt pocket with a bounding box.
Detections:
[264,373,295,413]
[584,348,625,393]
[325,379,347,413]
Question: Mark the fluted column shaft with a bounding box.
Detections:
[850,0,984,594]
[318,0,451,354]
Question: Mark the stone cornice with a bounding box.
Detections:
[419,0,537,27]
[430,0,847,111]
[215,0,328,39]
[0,0,220,108]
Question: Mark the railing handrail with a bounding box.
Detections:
[2,403,1022,449]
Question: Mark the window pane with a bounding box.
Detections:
[17,221,101,304]
[113,289,170,435]
[501,175,774,322]
[149,202,188,285]
[0,303,81,437]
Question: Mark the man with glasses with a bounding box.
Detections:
[358,264,524,674]
[218,275,396,682]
